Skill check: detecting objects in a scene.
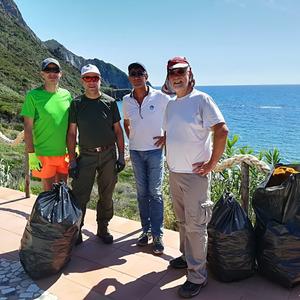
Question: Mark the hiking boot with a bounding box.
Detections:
[169,256,188,269]
[97,228,113,244]
[178,279,208,298]
[137,232,151,246]
[153,236,164,255]
[75,231,83,246]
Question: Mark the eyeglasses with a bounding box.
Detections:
[168,68,188,76]
[43,67,60,73]
[129,71,146,77]
[82,76,100,82]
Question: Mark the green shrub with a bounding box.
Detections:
[0,158,12,187]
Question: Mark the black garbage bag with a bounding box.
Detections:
[19,182,82,279]
[253,164,300,288]
[208,193,256,282]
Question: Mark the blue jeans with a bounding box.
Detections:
[130,149,164,237]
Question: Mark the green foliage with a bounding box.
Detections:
[0,156,25,190]
[0,83,23,116]
[18,178,42,195]
[0,143,24,175]
[0,141,26,191]
[109,165,140,220]
[225,134,239,156]
[162,170,177,231]
[263,148,281,166]
[0,158,12,187]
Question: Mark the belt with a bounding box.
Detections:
[81,144,114,153]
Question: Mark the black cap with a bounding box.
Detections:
[128,62,147,73]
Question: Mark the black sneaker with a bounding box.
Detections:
[178,279,208,298]
[97,228,113,244]
[169,256,188,269]
[137,232,150,246]
[153,236,164,255]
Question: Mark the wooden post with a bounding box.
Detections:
[24,151,30,198]
[241,162,249,215]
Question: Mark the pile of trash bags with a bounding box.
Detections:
[208,164,300,288]
[252,165,300,288]
[19,182,82,279]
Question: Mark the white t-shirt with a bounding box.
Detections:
[123,87,171,151]
[163,89,225,173]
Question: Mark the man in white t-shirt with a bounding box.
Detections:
[162,57,228,298]
[123,62,170,255]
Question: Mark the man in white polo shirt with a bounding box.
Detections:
[162,56,228,298]
[123,62,170,255]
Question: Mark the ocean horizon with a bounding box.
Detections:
[117,84,300,163]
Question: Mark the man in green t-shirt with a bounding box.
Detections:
[21,58,72,191]
[67,64,125,245]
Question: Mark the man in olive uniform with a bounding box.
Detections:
[67,64,125,245]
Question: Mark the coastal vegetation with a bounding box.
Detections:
[0,135,281,230]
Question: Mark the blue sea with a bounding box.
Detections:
[117,85,300,163]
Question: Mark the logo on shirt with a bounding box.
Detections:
[149,105,154,111]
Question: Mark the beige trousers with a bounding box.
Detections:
[169,171,213,284]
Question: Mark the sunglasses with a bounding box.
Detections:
[43,67,61,73]
[129,71,146,77]
[168,68,188,76]
[82,76,100,82]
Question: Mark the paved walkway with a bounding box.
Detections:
[0,186,299,300]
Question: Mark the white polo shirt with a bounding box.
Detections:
[123,87,171,151]
[163,89,225,173]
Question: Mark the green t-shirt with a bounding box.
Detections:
[21,87,72,156]
[68,94,121,148]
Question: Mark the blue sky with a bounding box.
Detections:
[14,0,300,86]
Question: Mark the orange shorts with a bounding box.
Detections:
[32,155,69,179]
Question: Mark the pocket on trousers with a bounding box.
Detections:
[199,200,214,224]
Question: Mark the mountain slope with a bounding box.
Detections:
[0,0,36,38]
[44,39,131,89]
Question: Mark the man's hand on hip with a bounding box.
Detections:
[192,161,214,175]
